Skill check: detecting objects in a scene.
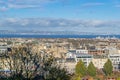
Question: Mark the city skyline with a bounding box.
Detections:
[0,0,120,34]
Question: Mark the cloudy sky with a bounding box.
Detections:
[0,0,120,34]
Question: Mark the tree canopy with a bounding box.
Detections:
[103,59,113,76]
[87,62,96,77]
[75,60,87,77]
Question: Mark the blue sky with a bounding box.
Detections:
[0,0,120,34]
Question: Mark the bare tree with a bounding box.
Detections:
[0,45,44,79]
[1,45,70,80]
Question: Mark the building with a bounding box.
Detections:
[61,61,76,74]
[75,53,93,66]
[88,49,106,55]
[108,54,120,71]
[92,58,107,69]
[66,50,93,67]
[109,48,119,54]
[66,49,88,58]
[66,50,76,58]
[76,49,88,54]
[0,46,8,56]
[56,58,76,74]
[64,49,93,73]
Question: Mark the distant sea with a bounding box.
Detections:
[0,34,120,38]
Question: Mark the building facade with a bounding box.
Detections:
[108,54,120,71]
[92,58,107,69]
[66,49,93,67]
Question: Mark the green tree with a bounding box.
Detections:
[75,76,81,80]
[75,60,87,77]
[103,59,113,76]
[117,77,120,80]
[87,62,96,77]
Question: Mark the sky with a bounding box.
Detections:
[0,0,120,34]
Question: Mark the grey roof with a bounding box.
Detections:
[75,53,93,58]
[68,50,76,53]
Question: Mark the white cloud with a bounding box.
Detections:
[0,18,120,34]
[0,0,57,10]
[82,2,104,7]
[7,4,40,9]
